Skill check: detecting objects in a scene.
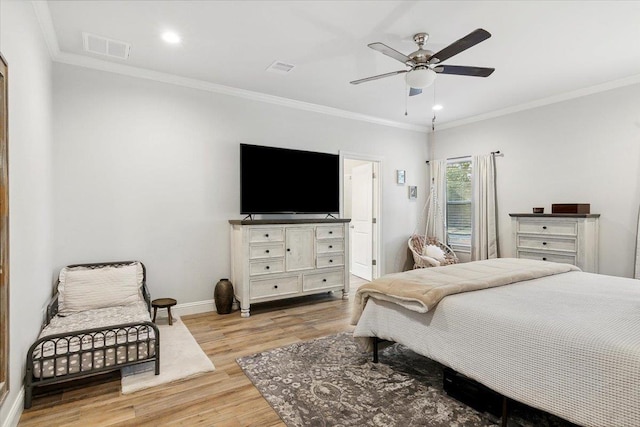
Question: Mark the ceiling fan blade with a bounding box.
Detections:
[350,69,408,85]
[409,87,422,96]
[429,28,491,64]
[434,65,495,77]
[368,42,412,64]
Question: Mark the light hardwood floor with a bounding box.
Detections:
[19,276,369,426]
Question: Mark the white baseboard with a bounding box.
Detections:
[2,387,24,427]
[152,299,216,320]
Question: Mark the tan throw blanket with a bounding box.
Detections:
[351,258,580,324]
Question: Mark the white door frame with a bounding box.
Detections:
[339,151,383,279]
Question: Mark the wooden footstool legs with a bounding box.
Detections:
[151,298,177,325]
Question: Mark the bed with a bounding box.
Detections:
[24,261,160,409]
[351,258,640,427]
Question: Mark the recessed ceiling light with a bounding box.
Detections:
[162,32,181,44]
[432,104,443,111]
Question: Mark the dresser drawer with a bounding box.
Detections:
[316,254,344,268]
[249,227,284,243]
[249,243,285,259]
[517,250,576,265]
[516,236,577,253]
[249,258,285,276]
[250,276,299,299]
[303,269,344,292]
[316,225,344,240]
[317,239,344,254]
[517,219,577,236]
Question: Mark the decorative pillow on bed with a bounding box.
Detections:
[57,262,144,315]
[423,244,446,263]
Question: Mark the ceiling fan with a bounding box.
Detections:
[350,29,495,96]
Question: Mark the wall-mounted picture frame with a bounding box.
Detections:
[409,186,417,199]
[396,170,405,184]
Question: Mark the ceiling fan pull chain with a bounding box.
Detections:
[432,81,437,131]
[405,83,408,116]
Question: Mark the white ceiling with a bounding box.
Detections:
[42,1,640,130]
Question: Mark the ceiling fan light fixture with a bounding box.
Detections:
[406,68,436,89]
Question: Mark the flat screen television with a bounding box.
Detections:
[240,143,339,215]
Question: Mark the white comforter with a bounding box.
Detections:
[353,266,640,427]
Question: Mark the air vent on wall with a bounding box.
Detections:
[266,61,295,74]
[82,32,131,60]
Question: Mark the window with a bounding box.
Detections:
[446,159,472,251]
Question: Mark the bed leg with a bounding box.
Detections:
[501,395,509,427]
[373,337,379,363]
[154,327,161,375]
[24,378,32,409]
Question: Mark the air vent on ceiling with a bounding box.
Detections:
[266,61,295,74]
[82,32,131,60]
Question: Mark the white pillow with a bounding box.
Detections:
[423,244,446,263]
[58,263,143,315]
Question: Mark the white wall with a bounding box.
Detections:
[52,64,428,305]
[0,1,55,424]
[430,83,640,277]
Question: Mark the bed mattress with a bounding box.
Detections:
[31,301,156,378]
[353,270,640,427]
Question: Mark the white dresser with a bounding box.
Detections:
[510,213,600,273]
[229,219,350,317]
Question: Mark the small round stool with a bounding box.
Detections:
[152,298,177,325]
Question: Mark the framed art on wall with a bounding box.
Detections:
[409,186,417,199]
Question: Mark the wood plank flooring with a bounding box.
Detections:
[19,276,369,426]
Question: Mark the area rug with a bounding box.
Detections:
[121,316,215,394]
[237,332,577,427]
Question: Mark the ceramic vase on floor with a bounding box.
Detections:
[214,278,234,314]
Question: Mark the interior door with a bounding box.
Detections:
[351,163,373,280]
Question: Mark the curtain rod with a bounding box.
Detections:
[425,151,501,164]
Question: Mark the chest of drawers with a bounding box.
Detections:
[229,219,350,317]
[510,213,600,273]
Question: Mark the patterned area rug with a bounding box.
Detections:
[237,332,577,427]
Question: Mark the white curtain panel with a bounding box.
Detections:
[426,160,447,242]
[471,154,498,260]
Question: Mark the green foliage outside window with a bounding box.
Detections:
[446,161,472,248]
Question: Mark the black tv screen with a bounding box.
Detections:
[240,144,340,214]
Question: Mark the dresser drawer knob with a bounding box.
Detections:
[287,248,291,252]
[329,231,333,234]
[265,249,270,253]
[322,279,327,282]
[274,285,278,289]
[542,242,547,245]
[265,233,269,238]
[542,257,547,261]
[265,266,270,270]
[542,226,547,230]
[329,245,333,249]
[329,259,333,263]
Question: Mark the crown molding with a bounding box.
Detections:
[435,73,640,132]
[51,51,428,133]
[29,1,427,133]
[31,1,639,136]
[31,1,60,58]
